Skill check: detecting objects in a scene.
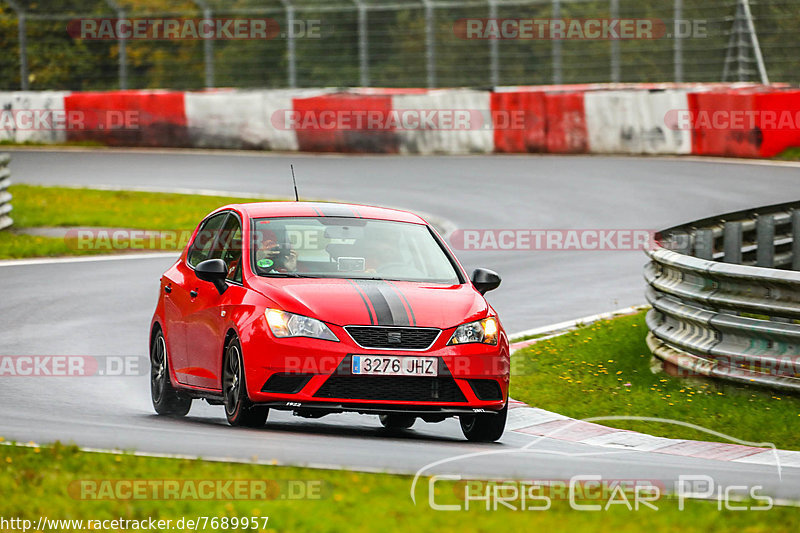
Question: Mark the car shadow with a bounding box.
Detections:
[141,412,470,444]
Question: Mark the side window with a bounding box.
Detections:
[187,213,228,267]
[217,215,243,282]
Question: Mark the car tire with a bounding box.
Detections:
[150,329,192,417]
[460,403,507,442]
[223,335,269,428]
[379,414,416,430]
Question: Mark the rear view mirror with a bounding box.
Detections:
[195,259,228,295]
[471,268,501,295]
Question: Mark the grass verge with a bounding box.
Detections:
[510,310,800,450]
[774,147,800,161]
[0,185,273,259]
[0,442,795,532]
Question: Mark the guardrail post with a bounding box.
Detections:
[665,230,691,254]
[694,229,714,260]
[723,221,743,264]
[756,214,775,268]
[0,154,12,230]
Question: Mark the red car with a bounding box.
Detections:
[149,202,509,441]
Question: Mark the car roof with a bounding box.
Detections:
[220,202,428,225]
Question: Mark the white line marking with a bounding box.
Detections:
[7,146,800,167]
[0,252,179,267]
[50,183,289,200]
[509,304,648,341]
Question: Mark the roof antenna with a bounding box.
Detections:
[290,164,299,201]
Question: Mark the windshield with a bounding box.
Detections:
[250,216,460,283]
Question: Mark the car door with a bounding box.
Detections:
[183,212,246,389]
[169,211,229,386]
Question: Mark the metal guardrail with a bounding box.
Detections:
[0,154,11,230]
[644,200,800,392]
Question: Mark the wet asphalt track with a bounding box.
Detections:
[1,149,799,499]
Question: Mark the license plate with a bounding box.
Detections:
[351,355,438,377]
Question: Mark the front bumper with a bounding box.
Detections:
[241,323,510,412]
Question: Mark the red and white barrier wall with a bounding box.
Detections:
[1,83,798,158]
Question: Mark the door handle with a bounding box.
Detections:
[164,285,172,294]
[190,289,198,298]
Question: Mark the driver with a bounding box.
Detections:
[255,229,298,273]
[364,240,397,274]
[362,227,401,273]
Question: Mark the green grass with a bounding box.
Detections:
[510,310,800,450]
[774,147,800,161]
[0,140,105,147]
[0,185,275,259]
[0,442,795,532]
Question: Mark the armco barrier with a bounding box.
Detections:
[2,84,800,157]
[0,154,11,230]
[644,201,800,392]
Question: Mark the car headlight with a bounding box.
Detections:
[265,309,339,342]
[447,317,498,346]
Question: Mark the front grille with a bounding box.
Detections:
[345,326,440,350]
[261,373,313,394]
[314,355,465,402]
[314,375,466,402]
[468,379,503,401]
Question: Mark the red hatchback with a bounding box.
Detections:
[150,202,510,441]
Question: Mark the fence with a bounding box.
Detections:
[0,154,11,230]
[0,0,795,91]
[645,201,800,392]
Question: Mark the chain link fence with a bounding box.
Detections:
[0,0,796,91]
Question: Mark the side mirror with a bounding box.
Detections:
[471,268,501,295]
[195,258,228,295]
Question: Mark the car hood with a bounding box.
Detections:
[249,277,488,329]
